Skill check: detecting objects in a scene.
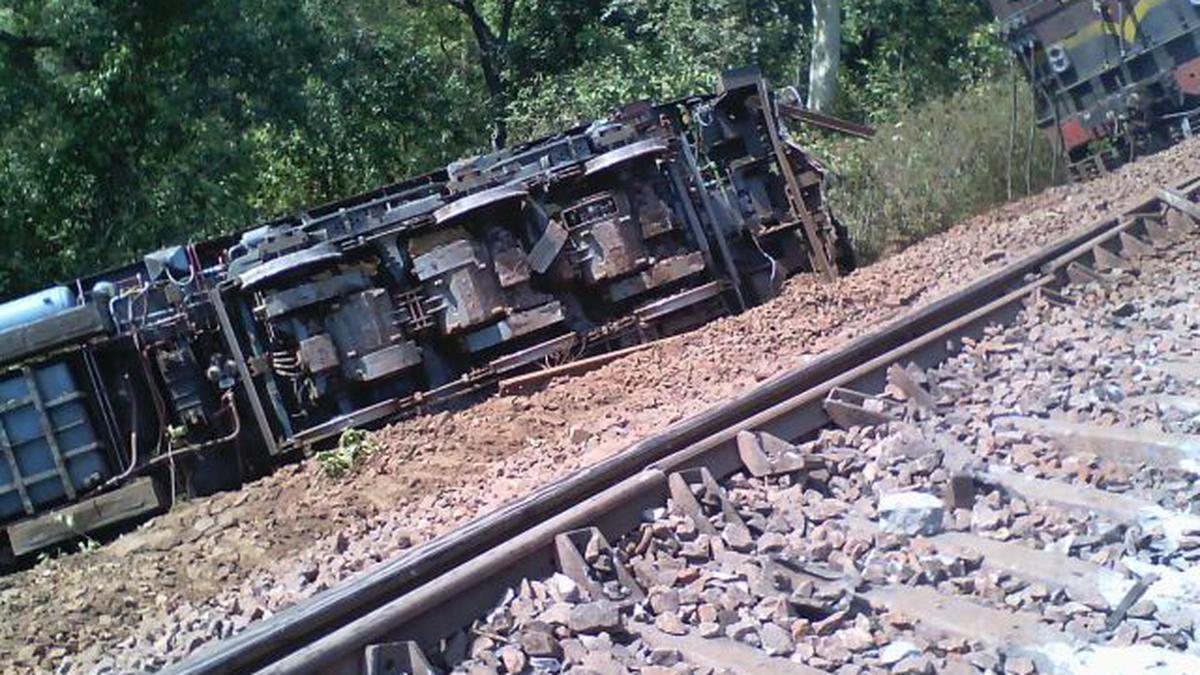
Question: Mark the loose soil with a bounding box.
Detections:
[1,139,1198,673]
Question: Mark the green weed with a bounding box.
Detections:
[316,428,379,479]
[808,78,1061,265]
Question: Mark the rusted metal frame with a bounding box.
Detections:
[167,176,1200,675]
[664,161,720,288]
[288,398,404,452]
[776,102,877,139]
[249,472,667,675]
[497,340,660,395]
[676,139,747,312]
[209,289,279,457]
[22,366,76,501]
[755,79,836,281]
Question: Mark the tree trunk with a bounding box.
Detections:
[807,0,841,112]
[462,10,509,149]
[447,0,513,150]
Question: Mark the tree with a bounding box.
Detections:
[444,0,516,149]
[807,0,841,112]
[0,0,480,298]
[0,0,1004,300]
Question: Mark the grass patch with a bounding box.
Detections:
[316,428,378,479]
[810,78,1062,264]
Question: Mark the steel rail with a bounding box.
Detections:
[168,175,1200,675]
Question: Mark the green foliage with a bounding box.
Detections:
[839,1,1008,121]
[0,0,483,297]
[811,78,1060,264]
[505,0,808,139]
[316,428,378,478]
[0,0,1040,301]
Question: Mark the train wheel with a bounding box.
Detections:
[184,443,245,497]
[832,216,858,274]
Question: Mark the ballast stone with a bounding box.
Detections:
[568,600,622,634]
[879,640,921,665]
[878,491,945,536]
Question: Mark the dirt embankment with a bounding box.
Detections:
[1,138,1197,673]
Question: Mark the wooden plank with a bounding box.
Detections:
[997,416,1200,472]
[980,469,1200,547]
[632,624,825,675]
[929,532,1127,608]
[862,585,1063,649]
[498,342,658,395]
[7,477,163,556]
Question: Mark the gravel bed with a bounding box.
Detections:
[445,215,1200,674]
[3,141,1198,674]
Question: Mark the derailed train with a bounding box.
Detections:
[989,0,1200,178]
[0,69,853,558]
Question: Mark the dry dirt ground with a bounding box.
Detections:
[1,138,1198,673]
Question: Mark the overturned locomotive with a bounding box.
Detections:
[0,69,852,559]
[990,0,1200,178]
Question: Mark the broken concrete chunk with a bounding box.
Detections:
[879,640,921,665]
[878,491,945,536]
[759,621,794,656]
[653,612,688,636]
[567,601,622,634]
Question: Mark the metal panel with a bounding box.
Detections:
[527,220,569,275]
[7,477,163,556]
[461,302,565,353]
[344,343,423,382]
[236,244,343,291]
[0,304,109,368]
[210,290,280,456]
[433,185,526,225]
[634,281,724,323]
[0,360,109,523]
[583,139,667,177]
[21,366,76,501]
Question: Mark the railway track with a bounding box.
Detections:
[166,177,1200,675]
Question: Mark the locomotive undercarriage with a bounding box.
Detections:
[0,69,851,560]
[992,0,1200,181]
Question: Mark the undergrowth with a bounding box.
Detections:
[809,77,1062,265]
[317,428,378,479]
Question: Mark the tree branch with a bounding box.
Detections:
[0,29,54,51]
[444,0,510,149]
[499,0,516,46]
